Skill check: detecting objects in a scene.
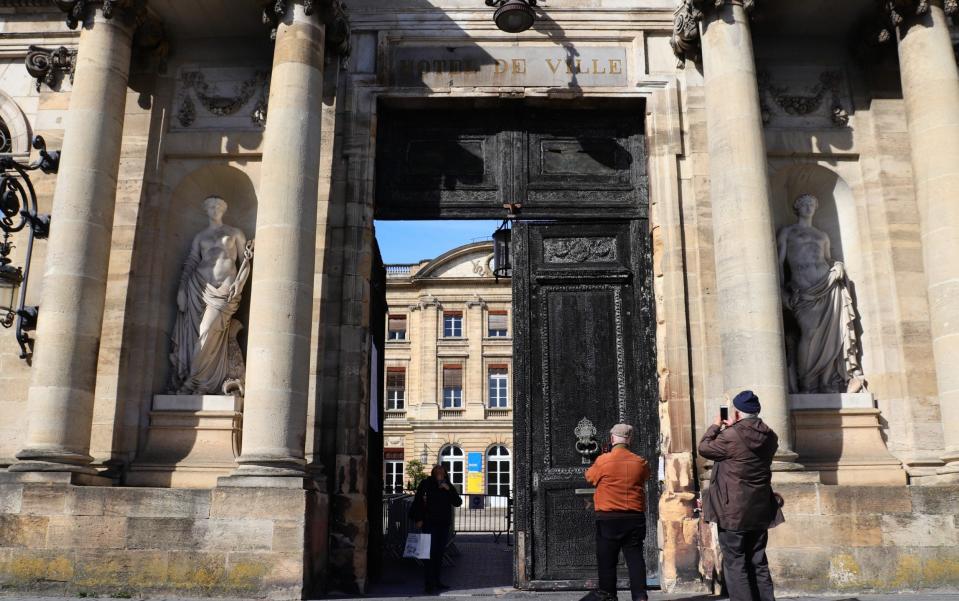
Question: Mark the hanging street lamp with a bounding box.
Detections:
[486,0,537,33]
[0,135,59,361]
[492,202,521,280]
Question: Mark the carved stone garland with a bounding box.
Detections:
[757,70,849,128]
[176,71,269,128]
[671,0,757,67]
[24,46,77,92]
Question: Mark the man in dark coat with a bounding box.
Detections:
[699,390,782,601]
[411,464,462,594]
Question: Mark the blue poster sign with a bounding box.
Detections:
[467,452,483,472]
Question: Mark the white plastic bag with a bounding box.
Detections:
[403,532,432,559]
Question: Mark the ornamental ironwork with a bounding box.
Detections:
[25,45,77,92]
[0,136,59,360]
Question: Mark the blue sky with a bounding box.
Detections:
[374,220,501,264]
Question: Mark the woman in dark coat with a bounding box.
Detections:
[411,464,463,593]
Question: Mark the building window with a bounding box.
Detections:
[488,311,508,337]
[488,366,509,408]
[386,368,405,410]
[442,365,463,408]
[486,445,511,497]
[443,312,463,337]
[387,315,407,340]
[440,445,465,493]
[384,457,404,494]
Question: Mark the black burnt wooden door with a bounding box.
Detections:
[513,220,658,588]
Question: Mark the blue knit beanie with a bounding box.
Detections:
[732,390,761,414]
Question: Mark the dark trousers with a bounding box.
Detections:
[718,528,775,601]
[596,516,648,601]
[423,521,450,589]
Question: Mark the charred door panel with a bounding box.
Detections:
[375,102,646,220]
[520,110,646,217]
[375,108,508,219]
[515,220,658,587]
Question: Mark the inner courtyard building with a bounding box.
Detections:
[1,0,959,598]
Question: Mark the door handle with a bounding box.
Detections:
[574,417,599,465]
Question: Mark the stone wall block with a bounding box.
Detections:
[819,486,912,515]
[68,487,211,518]
[773,483,819,515]
[0,514,49,547]
[273,520,306,552]
[768,514,882,548]
[164,551,228,592]
[0,483,24,513]
[210,488,306,521]
[881,513,959,547]
[910,485,959,514]
[125,517,208,550]
[204,519,274,552]
[45,515,127,549]
[19,485,68,516]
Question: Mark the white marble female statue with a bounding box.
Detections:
[169,196,254,395]
[777,194,866,394]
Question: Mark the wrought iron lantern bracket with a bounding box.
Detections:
[0,135,59,362]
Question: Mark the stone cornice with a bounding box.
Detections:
[670,0,756,67]
[877,0,958,42]
[261,0,351,57]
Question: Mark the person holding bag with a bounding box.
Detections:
[410,464,463,594]
[699,390,785,601]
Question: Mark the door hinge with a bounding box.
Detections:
[532,471,540,493]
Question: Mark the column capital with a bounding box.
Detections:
[54,0,146,30]
[261,0,351,57]
[878,0,958,42]
[671,0,756,67]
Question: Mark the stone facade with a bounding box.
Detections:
[0,0,956,597]
[381,242,512,495]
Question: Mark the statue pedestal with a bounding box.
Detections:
[789,393,906,485]
[126,395,243,488]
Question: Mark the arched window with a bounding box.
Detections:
[439,445,465,493]
[486,445,511,497]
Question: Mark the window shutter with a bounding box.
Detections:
[388,315,407,331]
[488,312,508,331]
[443,366,463,388]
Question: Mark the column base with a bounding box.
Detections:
[936,455,959,476]
[10,448,96,475]
[217,474,315,489]
[0,470,113,486]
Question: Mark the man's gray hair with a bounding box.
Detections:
[739,412,758,419]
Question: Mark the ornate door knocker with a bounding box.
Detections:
[574,417,600,465]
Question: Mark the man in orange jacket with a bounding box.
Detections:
[582,423,651,601]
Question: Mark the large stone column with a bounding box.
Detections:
[892,0,959,476]
[11,5,134,476]
[699,1,797,463]
[226,1,325,481]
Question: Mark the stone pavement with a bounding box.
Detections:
[336,534,959,601]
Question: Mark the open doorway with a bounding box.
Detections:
[368,98,658,595]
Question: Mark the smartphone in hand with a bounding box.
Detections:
[719,405,729,422]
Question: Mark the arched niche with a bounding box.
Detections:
[160,164,258,391]
[0,90,32,156]
[769,163,866,393]
[770,163,862,272]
